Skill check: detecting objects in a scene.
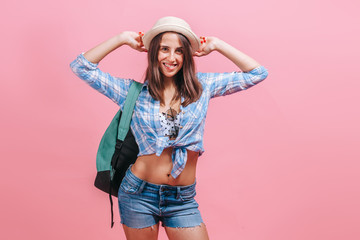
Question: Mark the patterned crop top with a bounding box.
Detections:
[159,110,181,140]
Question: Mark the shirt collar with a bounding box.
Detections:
[142,80,149,89]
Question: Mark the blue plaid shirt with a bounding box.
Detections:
[70,53,268,178]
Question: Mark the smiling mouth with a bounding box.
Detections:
[163,62,177,70]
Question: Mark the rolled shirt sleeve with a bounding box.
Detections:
[69,53,132,109]
[198,66,268,98]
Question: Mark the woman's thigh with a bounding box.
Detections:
[165,223,209,240]
[123,223,160,240]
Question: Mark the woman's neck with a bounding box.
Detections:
[162,76,176,90]
[161,76,179,107]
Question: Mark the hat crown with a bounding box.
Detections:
[142,16,200,53]
[153,16,191,30]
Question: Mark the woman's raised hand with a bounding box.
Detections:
[193,36,218,57]
[120,31,147,52]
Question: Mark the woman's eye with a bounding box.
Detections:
[176,49,183,54]
[161,47,168,51]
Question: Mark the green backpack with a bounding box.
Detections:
[93,81,143,227]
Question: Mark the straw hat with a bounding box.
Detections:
[142,16,200,53]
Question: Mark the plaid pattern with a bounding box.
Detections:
[70,53,268,178]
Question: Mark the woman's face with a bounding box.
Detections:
[157,32,184,80]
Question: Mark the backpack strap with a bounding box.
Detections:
[109,80,142,228]
[117,81,143,141]
[95,81,142,173]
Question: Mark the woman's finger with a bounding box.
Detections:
[136,45,147,52]
[193,51,205,57]
[139,31,144,44]
[139,47,147,52]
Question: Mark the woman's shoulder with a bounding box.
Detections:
[196,71,219,86]
[196,71,222,80]
[196,72,210,82]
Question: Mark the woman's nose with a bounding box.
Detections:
[167,51,176,61]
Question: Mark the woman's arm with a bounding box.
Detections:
[69,31,146,109]
[194,36,268,98]
[83,31,146,64]
[194,37,260,72]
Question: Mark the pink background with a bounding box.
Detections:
[1,0,359,239]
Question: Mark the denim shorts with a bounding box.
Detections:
[118,165,204,229]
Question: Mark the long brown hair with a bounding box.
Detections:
[145,32,202,107]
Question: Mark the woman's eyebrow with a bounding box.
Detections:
[159,44,183,49]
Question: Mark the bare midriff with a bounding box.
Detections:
[131,147,199,186]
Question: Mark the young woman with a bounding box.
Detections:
[70,16,268,240]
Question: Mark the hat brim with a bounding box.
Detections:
[142,25,200,53]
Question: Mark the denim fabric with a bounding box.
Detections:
[118,165,203,228]
[70,53,269,178]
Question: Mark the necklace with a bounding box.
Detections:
[165,107,178,121]
[160,98,181,116]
